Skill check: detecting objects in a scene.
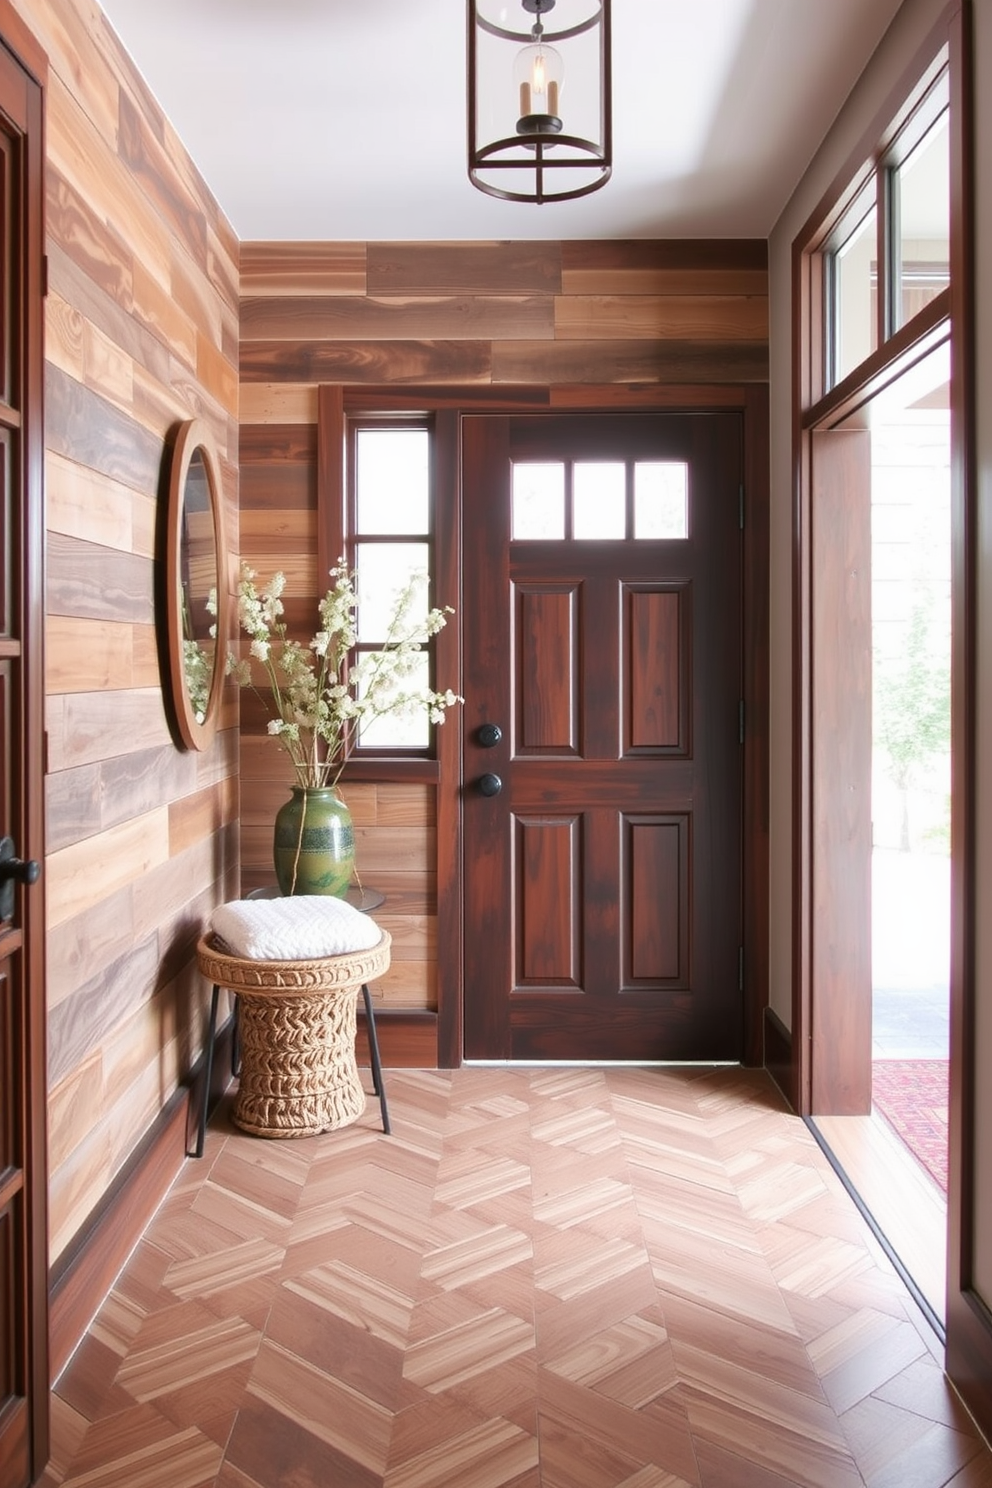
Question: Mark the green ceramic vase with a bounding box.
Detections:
[273,786,355,897]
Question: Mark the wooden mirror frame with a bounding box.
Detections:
[165,418,229,750]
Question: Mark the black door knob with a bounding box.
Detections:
[478,772,503,797]
[0,836,41,921]
[477,723,502,748]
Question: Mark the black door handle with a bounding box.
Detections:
[477,723,502,748]
[0,836,41,921]
[478,772,502,797]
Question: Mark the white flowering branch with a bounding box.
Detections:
[228,560,462,788]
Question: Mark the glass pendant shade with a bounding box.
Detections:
[468,0,611,204]
[513,42,564,131]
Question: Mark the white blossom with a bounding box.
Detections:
[228,560,462,789]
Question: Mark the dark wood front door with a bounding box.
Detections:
[463,413,743,1061]
[0,28,48,1488]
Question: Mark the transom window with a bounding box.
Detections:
[820,54,949,397]
[511,459,688,541]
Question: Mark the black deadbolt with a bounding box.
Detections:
[0,836,41,922]
[477,772,503,797]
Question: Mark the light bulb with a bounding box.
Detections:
[514,41,563,124]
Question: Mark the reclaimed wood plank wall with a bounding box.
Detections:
[239,238,769,1056]
[12,0,240,1263]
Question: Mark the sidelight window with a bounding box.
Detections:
[349,423,435,750]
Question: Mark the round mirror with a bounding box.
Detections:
[166,419,229,750]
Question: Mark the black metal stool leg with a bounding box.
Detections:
[194,982,221,1158]
[362,983,390,1134]
[231,994,240,1077]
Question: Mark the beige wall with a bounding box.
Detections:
[12,0,240,1262]
[972,0,992,1305]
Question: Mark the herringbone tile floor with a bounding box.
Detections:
[43,1067,992,1487]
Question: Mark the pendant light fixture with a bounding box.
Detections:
[468,0,611,204]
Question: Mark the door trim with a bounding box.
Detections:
[0,5,49,1480]
[319,383,768,1070]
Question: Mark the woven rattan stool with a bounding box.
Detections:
[194,930,391,1151]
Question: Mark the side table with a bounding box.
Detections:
[194,917,391,1154]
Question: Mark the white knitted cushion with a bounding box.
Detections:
[210,896,382,961]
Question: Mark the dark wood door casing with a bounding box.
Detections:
[0,11,48,1487]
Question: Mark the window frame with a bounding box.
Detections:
[802,45,950,416]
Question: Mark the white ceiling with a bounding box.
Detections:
[98,0,906,243]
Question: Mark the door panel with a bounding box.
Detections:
[463,413,743,1062]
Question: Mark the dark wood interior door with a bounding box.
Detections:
[0,31,48,1488]
[463,413,743,1061]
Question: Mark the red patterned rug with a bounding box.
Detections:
[872,1059,948,1194]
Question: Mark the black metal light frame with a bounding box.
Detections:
[467,0,612,205]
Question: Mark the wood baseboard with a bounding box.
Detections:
[48,1021,236,1382]
[49,1089,188,1382]
[764,1006,794,1110]
[357,1009,439,1068]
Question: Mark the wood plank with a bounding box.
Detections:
[561,266,770,296]
[46,615,159,693]
[548,384,748,409]
[46,532,154,625]
[367,241,562,295]
[239,456,315,512]
[45,689,172,772]
[46,241,173,387]
[559,239,768,273]
[240,241,367,296]
[553,294,769,342]
[48,1051,105,1173]
[196,328,239,415]
[239,423,318,463]
[46,883,136,1013]
[45,808,172,929]
[240,339,493,384]
[374,784,435,826]
[131,825,239,938]
[240,509,316,543]
[116,92,208,269]
[167,778,239,856]
[46,164,133,309]
[131,259,197,367]
[39,0,121,146]
[239,382,318,424]
[46,73,167,281]
[491,338,769,384]
[170,237,223,347]
[240,295,555,341]
[45,290,84,382]
[45,361,163,497]
[46,743,198,853]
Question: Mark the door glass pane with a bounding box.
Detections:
[832,200,878,388]
[894,110,949,331]
[512,462,565,539]
[573,462,625,539]
[634,462,688,539]
[356,649,430,748]
[356,428,429,533]
[355,541,429,640]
